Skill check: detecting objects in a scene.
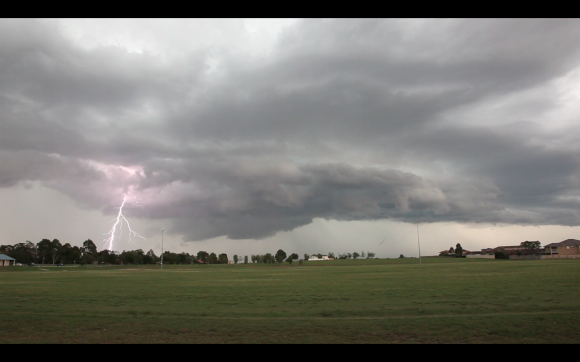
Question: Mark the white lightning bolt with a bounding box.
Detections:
[103,196,146,251]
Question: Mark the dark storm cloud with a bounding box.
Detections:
[1,18,580,241]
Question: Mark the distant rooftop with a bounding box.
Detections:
[0,254,16,261]
[545,239,580,248]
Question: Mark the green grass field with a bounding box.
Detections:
[1,257,579,343]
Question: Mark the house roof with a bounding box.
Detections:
[545,239,580,248]
[0,254,16,261]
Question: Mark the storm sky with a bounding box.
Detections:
[1,19,579,257]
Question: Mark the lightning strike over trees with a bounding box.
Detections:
[102,196,146,251]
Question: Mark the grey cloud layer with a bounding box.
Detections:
[1,19,580,241]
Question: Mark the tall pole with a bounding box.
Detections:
[415,219,422,265]
[161,229,164,270]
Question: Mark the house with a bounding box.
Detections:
[309,255,333,261]
[544,239,580,256]
[494,245,526,253]
[0,254,16,266]
[465,250,495,259]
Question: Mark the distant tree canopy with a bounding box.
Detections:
[209,252,218,264]
[275,249,287,263]
[1,238,362,267]
[455,243,463,257]
[197,251,209,263]
[521,241,541,249]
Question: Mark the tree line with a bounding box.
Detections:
[1,239,376,266]
[0,239,203,265]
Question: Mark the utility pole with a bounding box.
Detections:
[161,229,164,270]
[414,219,422,265]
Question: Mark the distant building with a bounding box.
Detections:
[544,239,580,256]
[494,245,526,252]
[309,255,333,261]
[0,254,16,266]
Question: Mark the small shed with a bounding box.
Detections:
[0,254,16,266]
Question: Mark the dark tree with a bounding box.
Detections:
[244,255,248,264]
[61,243,81,264]
[98,249,118,264]
[50,239,63,264]
[80,239,98,264]
[521,241,541,250]
[233,254,239,264]
[275,249,287,263]
[455,243,463,257]
[209,252,218,264]
[37,239,53,264]
[197,251,209,264]
[218,253,228,264]
[263,253,273,263]
[399,254,405,258]
[352,252,360,259]
[143,249,158,264]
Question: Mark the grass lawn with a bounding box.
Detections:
[1,257,579,343]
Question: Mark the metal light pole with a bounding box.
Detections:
[414,218,422,265]
[160,229,164,270]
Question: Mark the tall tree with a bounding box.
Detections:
[144,249,158,264]
[197,251,209,264]
[233,255,239,264]
[36,239,53,264]
[455,243,463,257]
[208,252,218,264]
[275,249,287,263]
[51,239,63,264]
[81,239,98,264]
[244,255,248,264]
[263,253,273,263]
[218,253,228,264]
[352,252,360,259]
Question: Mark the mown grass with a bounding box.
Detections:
[1,257,579,343]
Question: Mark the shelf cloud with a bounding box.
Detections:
[1,19,580,242]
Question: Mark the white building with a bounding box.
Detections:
[308,255,333,261]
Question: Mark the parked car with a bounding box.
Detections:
[15,263,22,266]
[56,263,64,267]
[27,262,36,266]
